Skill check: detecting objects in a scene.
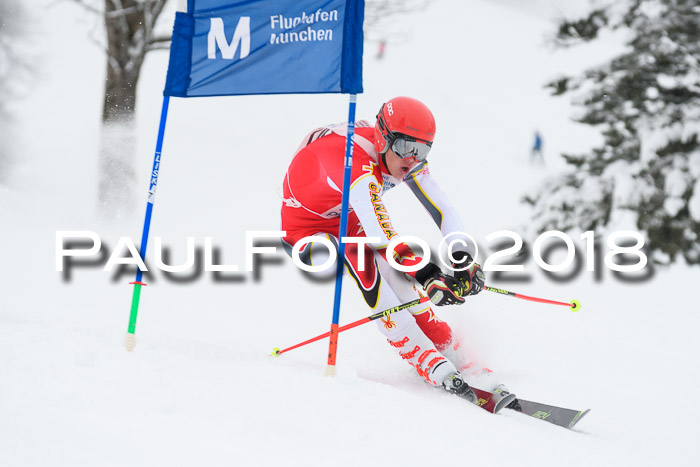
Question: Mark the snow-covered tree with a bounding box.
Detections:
[75,0,170,217]
[363,0,433,41]
[363,0,433,59]
[0,0,29,183]
[525,0,700,265]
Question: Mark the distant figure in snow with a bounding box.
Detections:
[280,97,517,407]
[376,40,386,60]
[531,130,544,165]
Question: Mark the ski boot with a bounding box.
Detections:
[493,383,522,411]
[442,371,477,403]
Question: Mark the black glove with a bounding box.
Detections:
[450,250,486,296]
[416,263,465,306]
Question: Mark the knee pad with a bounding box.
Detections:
[411,306,454,351]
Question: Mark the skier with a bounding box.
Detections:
[280,97,487,402]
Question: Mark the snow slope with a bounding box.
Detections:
[1,1,698,466]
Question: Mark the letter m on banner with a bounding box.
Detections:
[208,17,250,60]
[164,0,364,96]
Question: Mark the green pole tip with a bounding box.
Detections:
[271,347,281,357]
[570,299,581,312]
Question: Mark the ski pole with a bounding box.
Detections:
[484,285,581,311]
[272,297,430,357]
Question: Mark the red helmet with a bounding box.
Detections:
[374,96,436,154]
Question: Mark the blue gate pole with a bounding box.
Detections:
[326,93,357,375]
[124,95,171,351]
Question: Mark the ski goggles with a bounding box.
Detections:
[391,136,432,162]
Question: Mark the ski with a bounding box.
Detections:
[508,398,590,429]
[490,386,590,429]
[470,387,517,414]
[446,385,587,428]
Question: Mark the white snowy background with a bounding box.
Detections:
[1,0,698,466]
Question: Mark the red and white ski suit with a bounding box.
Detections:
[281,121,470,385]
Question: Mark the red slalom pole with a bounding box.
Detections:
[484,286,581,311]
[272,297,430,357]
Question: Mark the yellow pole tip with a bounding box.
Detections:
[271,347,281,357]
[570,299,582,312]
